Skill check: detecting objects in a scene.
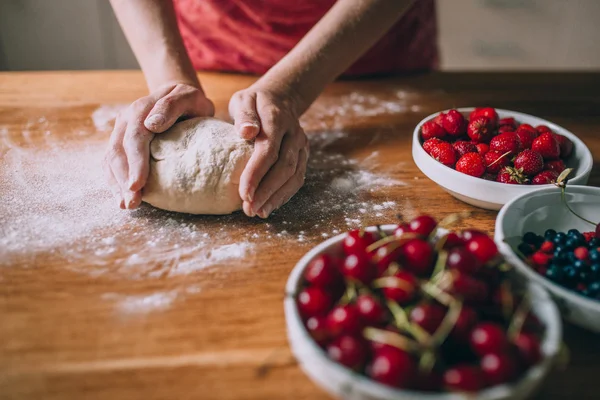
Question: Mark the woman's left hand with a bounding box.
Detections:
[229,83,309,218]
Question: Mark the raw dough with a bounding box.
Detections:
[143,117,253,215]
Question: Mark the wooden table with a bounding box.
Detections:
[1,71,599,400]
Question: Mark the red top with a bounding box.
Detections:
[173,0,437,77]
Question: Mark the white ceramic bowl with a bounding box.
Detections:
[412,108,593,210]
[495,185,600,332]
[285,225,562,400]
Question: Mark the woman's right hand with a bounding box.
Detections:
[103,83,214,209]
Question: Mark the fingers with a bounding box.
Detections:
[105,115,139,208]
[229,92,260,140]
[103,159,125,209]
[256,146,308,219]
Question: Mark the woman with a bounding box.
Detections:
[104,0,437,218]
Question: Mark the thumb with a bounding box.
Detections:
[231,94,260,140]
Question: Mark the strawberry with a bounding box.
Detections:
[532,170,559,185]
[516,129,538,150]
[498,117,517,130]
[484,150,511,174]
[553,134,574,158]
[497,166,528,184]
[467,116,493,143]
[475,143,490,155]
[442,109,467,136]
[544,159,566,173]
[513,150,544,176]
[498,126,515,134]
[516,124,537,134]
[490,132,521,156]
[531,132,560,160]
[536,125,553,134]
[421,120,447,140]
[434,112,446,127]
[453,141,477,157]
[456,153,486,177]
[470,107,498,126]
[430,142,457,167]
[423,138,443,154]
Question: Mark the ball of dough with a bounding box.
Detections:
[142,117,253,215]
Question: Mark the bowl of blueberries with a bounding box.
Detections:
[495,184,600,332]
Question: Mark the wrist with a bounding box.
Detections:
[252,74,311,118]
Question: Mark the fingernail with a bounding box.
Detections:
[241,122,259,130]
[124,191,135,209]
[128,177,137,191]
[118,198,125,209]
[259,204,272,219]
[145,114,165,129]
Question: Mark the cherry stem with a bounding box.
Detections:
[363,327,420,354]
[382,262,401,277]
[421,280,455,307]
[432,300,463,347]
[418,350,436,374]
[366,234,420,254]
[387,300,411,330]
[560,186,596,227]
[339,280,358,305]
[500,280,514,322]
[372,277,414,291]
[376,225,388,238]
[430,250,449,282]
[438,211,472,230]
[507,293,530,340]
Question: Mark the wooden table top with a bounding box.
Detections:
[1,71,599,400]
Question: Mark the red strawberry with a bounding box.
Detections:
[498,126,514,134]
[430,142,457,167]
[467,116,493,143]
[442,109,467,136]
[553,134,574,158]
[544,159,566,173]
[433,112,446,127]
[516,130,537,150]
[532,170,559,185]
[456,153,486,177]
[536,125,553,134]
[514,150,544,176]
[423,138,443,154]
[422,120,447,140]
[484,150,511,174]
[497,166,528,184]
[490,132,521,156]
[470,107,498,126]
[516,124,537,134]
[475,143,490,155]
[532,132,560,160]
[498,117,517,129]
[453,141,477,157]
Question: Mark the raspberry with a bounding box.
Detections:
[574,247,589,261]
[540,241,554,253]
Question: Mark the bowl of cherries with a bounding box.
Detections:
[412,107,593,210]
[285,215,562,400]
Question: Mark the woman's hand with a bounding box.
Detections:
[103,82,214,209]
[229,83,309,218]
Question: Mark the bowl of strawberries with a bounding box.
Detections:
[412,107,593,210]
[284,215,562,400]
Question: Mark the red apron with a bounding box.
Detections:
[173,0,437,76]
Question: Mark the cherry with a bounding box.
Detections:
[380,271,419,305]
[467,235,499,264]
[297,287,332,318]
[446,247,482,274]
[306,316,330,345]
[443,365,484,392]
[409,215,438,237]
[368,347,416,388]
[304,254,341,287]
[327,304,364,336]
[451,306,478,343]
[470,322,509,357]
[513,332,542,367]
[480,353,517,386]
[356,294,386,325]
[394,224,411,237]
[410,302,447,334]
[446,270,488,303]
[343,230,377,255]
[327,335,368,370]
[342,253,375,284]
[460,229,487,242]
[373,244,403,276]
[402,239,434,275]
[443,232,466,249]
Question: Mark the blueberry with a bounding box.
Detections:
[518,242,534,256]
[564,266,578,282]
[554,246,565,256]
[588,281,600,296]
[568,229,581,236]
[590,250,600,263]
[590,263,600,278]
[579,271,591,282]
[573,260,587,270]
[589,238,599,248]
[523,232,539,245]
[545,229,557,240]
[565,238,579,250]
[554,232,567,244]
[546,266,564,282]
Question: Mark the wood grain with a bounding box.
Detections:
[0,71,599,400]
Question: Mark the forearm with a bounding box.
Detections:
[259,0,413,115]
[109,0,200,92]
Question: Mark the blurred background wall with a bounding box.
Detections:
[1,0,599,71]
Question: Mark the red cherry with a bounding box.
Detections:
[373,244,403,276]
[356,294,386,325]
[445,270,488,303]
[343,230,377,255]
[402,239,434,275]
[306,316,330,345]
[470,322,509,357]
[513,332,542,367]
[467,235,499,264]
[297,287,332,318]
[304,254,342,287]
[342,253,375,284]
[410,302,447,334]
[327,335,368,370]
[451,306,478,343]
[409,215,438,237]
[443,365,484,392]
[446,247,482,274]
[327,304,363,336]
[394,224,411,237]
[443,232,466,249]
[381,271,419,304]
[480,353,517,386]
[368,347,416,388]
[460,229,487,242]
